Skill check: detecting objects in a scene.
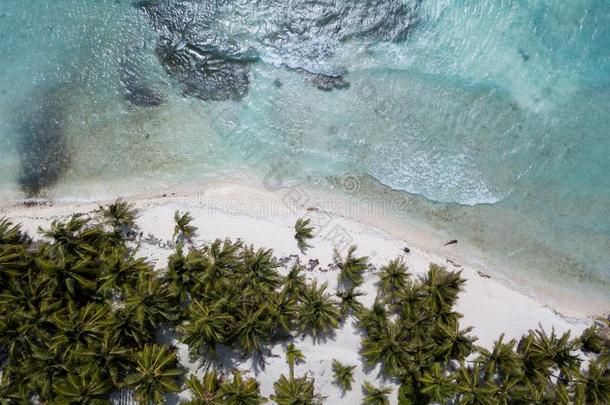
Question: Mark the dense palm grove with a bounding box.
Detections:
[0,200,608,404]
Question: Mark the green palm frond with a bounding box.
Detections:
[417,363,457,403]
[294,218,314,253]
[179,299,233,357]
[378,258,409,297]
[335,245,369,287]
[336,286,365,318]
[331,359,356,392]
[271,373,321,405]
[360,319,410,378]
[475,333,523,383]
[282,263,307,298]
[238,245,281,293]
[0,218,29,245]
[286,343,305,378]
[221,370,266,405]
[573,357,610,405]
[297,280,340,338]
[456,363,498,405]
[362,381,392,405]
[422,264,465,314]
[432,323,476,363]
[53,371,112,404]
[164,244,206,301]
[97,198,140,233]
[174,211,197,243]
[123,271,179,333]
[184,371,223,405]
[230,305,270,356]
[356,296,388,335]
[125,344,183,405]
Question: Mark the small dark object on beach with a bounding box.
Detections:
[444,239,458,246]
[402,246,410,254]
[477,270,491,279]
[307,259,319,271]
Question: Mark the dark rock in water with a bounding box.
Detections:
[288,66,350,91]
[16,86,72,196]
[275,0,420,44]
[119,57,166,107]
[155,39,250,101]
[518,48,530,62]
[136,0,419,100]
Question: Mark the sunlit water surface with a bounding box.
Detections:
[0,0,609,306]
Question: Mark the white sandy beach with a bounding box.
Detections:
[0,180,598,404]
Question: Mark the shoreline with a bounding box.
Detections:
[0,177,602,323]
[0,177,599,403]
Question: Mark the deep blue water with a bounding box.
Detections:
[0,0,609,303]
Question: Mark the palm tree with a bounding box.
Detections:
[271,373,321,405]
[221,370,266,405]
[297,280,340,338]
[98,248,151,295]
[282,263,307,298]
[52,371,112,404]
[0,377,25,404]
[519,327,581,382]
[573,358,610,404]
[356,296,389,336]
[336,286,365,318]
[360,319,410,378]
[34,251,98,301]
[184,371,223,404]
[391,281,425,322]
[286,343,305,378]
[179,299,233,357]
[0,243,30,285]
[50,301,109,356]
[294,218,314,253]
[475,333,523,383]
[75,331,132,387]
[230,304,271,356]
[0,217,29,245]
[455,363,497,405]
[110,306,153,349]
[164,244,206,302]
[238,245,281,293]
[174,211,197,243]
[38,215,102,258]
[15,342,71,401]
[97,198,139,236]
[198,238,242,294]
[336,245,369,287]
[422,264,465,314]
[331,359,356,392]
[362,381,392,405]
[432,323,477,362]
[125,344,183,405]
[417,363,457,403]
[579,325,606,354]
[268,290,298,336]
[377,258,409,297]
[123,271,179,333]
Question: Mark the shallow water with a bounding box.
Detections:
[0,0,609,304]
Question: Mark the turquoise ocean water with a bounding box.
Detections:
[0,1,609,305]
